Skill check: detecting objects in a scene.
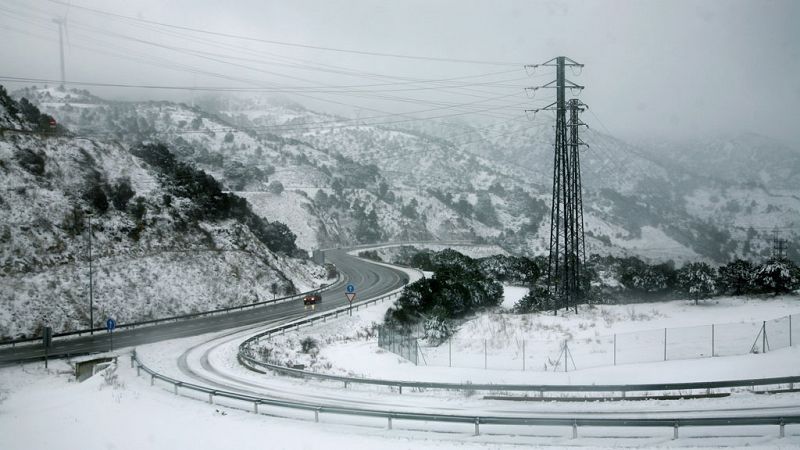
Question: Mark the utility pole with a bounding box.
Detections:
[87,214,94,334]
[52,17,66,88]
[525,56,585,315]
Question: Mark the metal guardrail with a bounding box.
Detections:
[132,350,800,439]
[237,274,800,397]
[0,272,343,348]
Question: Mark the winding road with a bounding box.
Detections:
[0,249,407,364]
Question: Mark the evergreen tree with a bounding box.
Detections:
[754,258,799,295]
[676,262,716,304]
[716,259,755,295]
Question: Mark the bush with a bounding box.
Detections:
[384,249,503,327]
[130,196,147,221]
[676,262,716,304]
[85,183,109,213]
[300,337,319,354]
[268,180,284,195]
[754,258,799,295]
[512,286,552,313]
[132,143,297,255]
[110,178,135,210]
[15,148,46,176]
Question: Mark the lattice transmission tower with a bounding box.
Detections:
[525,56,587,314]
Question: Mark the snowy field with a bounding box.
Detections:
[3,295,800,449]
[315,295,800,382]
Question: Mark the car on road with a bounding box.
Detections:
[303,293,322,306]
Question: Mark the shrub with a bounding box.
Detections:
[110,178,135,210]
[85,183,109,213]
[300,337,319,354]
[15,148,46,176]
[268,181,284,195]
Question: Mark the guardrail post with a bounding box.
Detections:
[387,414,392,430]
[780,419,785,438]
[253,402,259,414]
[398,384,403,394]
[673,421,679,440]
[314,408,320,423]
[151,374,154,386]
[613,334,617,365]
[174,384,179,395]
[208,393,214,404]
[711,324,715,357]
[130,355,134,368]
[448,338,452,368]
[474,417,480,436]
[136,365,141,376]
[572,420,578,439]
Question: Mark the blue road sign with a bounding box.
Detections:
[346,284,356,293]
[106,318,116,331]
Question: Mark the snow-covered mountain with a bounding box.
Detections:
[15,86,800,266]
[0,86,328,339]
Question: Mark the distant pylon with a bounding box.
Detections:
[525,56,586,315]
[52,17,66,88]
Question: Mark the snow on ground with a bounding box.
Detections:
[318,295,800,383]
[0,359,583,450]
[500,285,529,309]
[238,191,320,252]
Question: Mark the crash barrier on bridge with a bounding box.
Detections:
[386,312,800,372]
[133,350,800,439]
[0,272,342,349]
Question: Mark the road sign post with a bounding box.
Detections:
[346,284,356,317]
[106,318,116,352]
[42,326,52,368]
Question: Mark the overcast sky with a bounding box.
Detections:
[1,0,799,145]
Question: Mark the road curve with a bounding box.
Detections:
[0,249,407,364]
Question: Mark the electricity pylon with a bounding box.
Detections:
[525,56,586,314]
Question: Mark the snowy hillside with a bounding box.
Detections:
[0,89,328,339]
[16,87,799,264]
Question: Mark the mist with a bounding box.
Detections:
[1,0,799,145]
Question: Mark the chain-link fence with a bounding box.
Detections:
[390,313,798,371]
[377,326,419,365]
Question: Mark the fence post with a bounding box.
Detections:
[613,334,617,366]
[762,321,767,353]
[711,324,715,357]
[664,328,667,361]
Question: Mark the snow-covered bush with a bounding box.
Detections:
[423,314,453,344]
[754,258,799,295]
[676,262,716,304]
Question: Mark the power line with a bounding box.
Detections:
[44,0,525,66]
